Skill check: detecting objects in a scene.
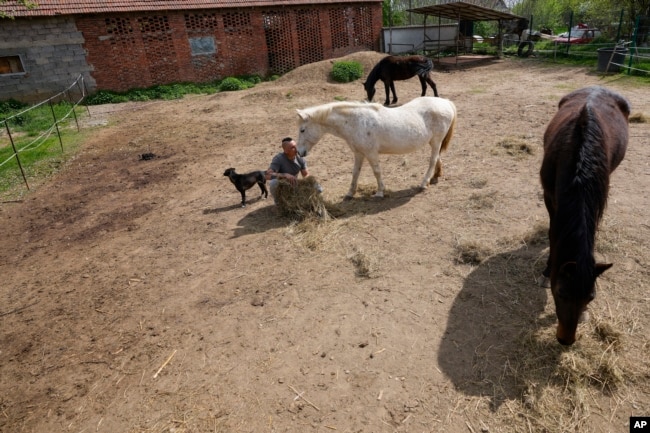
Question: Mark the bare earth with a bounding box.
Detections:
[1,52,649,433]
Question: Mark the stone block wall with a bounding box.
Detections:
[0,17,96,103]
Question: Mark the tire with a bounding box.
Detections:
[517,41,534,57]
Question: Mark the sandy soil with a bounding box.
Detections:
[1,51,649,433]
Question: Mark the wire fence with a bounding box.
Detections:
[0,74,89,192]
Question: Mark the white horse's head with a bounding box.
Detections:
[296,108,325,157]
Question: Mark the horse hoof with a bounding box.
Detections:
[430,177,439,185]
[536,275,551,288]
[343,195,354,201]
[373,192,384,199]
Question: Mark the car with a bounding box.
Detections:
[554,28,602,44]
[472,35,484,43]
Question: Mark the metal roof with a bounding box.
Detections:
[407,1,523,22]
[0,0,381,17]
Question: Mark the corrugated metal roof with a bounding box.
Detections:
[1,0,381,17]
[407,1,522,22]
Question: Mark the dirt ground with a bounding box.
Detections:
[1,52,649,433]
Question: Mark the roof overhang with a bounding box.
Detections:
[1,0,382,18]
[407,1,523,22]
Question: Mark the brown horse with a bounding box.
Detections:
[363,55,438,106]
[540,86,630,345]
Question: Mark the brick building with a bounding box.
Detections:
[0,0,383,102]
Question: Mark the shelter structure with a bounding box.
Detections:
[407,0,525,68]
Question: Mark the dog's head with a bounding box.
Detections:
[223,168,236,177]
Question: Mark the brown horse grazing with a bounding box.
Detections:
[540,86,630,345]
[363,55,438,106]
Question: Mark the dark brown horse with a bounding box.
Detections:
[363,55,438,106]
[540,86,629,345]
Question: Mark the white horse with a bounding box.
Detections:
[296,96,457,199]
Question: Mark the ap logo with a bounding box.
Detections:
[631,417,650,432]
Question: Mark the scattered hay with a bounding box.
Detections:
[629,112,648,123]
[275,177,329,221]
[504,320,632,432]
[593,320,622,348]
[494,137,536,158]
[595,219,623,254]
[349,246,379,278]
[288,217,343,251]
[468,177,488,189]
[468,190,497,209]
[454,238,494,265]
[521,221,548,245]
[557,340,625,391]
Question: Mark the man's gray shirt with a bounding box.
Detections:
[269,152,306,176]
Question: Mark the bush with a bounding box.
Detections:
[84,91,127,105]
[219,77,246,91]
[331,61,364,83]
[83,76,259,105]
[0,98,28,116]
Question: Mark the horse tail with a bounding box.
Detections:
[415,58,434,77]
[440,101,457,153]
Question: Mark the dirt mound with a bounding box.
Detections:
[275,50,386,86]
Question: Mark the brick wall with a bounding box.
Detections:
[0,17,96,103]
[1,3,382,100]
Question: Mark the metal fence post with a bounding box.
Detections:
[48,99,64,153]
[4,121,29,190]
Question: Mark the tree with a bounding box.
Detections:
[0,0,36,19]
[383,0,407,26]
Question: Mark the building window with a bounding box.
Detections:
[0,56,26,75]
[189,37,216,55]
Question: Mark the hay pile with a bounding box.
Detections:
[274,176,330,220]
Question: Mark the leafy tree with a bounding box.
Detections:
[511,0,647,36]
[383,0,407,26]
[1,1,36,19]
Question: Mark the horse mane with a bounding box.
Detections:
[302,101,381,124]
[555,101,610,288]
[364,59,384,88]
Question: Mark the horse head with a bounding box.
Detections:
[363,81,376,102]
[551,261,612,345]
[295,109,324,157]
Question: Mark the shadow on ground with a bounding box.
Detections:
[438,242,555,409]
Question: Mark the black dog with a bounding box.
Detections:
[223,168,268,207]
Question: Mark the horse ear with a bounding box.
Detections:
[595,262,613,277]
[296,109,306,120]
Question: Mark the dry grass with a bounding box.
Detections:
[348,245,380,278]
[274,177,329,221]
[504,311,635,432]
[521,221,549,246]
[629,112,648,123]
[453,237,495,265]
[493,137,536,158]
[468,190,497,209]
[287,216,344,251]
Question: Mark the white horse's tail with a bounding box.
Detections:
[440,101,457,153]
